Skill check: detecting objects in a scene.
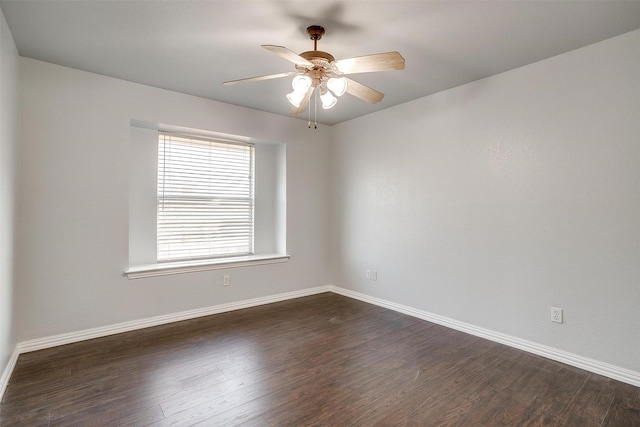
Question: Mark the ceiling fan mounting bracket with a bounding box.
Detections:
[306,25,325,41]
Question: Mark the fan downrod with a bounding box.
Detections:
[307,25,325,50]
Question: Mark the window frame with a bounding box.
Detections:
[156,131,256,263]
[126,121,289,279]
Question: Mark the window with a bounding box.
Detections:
[157,132,255,262]
[126,122,287,278]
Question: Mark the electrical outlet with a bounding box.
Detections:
[223,275,230,286]
[551,307,563,323]
[366,269,377,281]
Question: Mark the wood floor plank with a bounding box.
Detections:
[344,339,504,426]
[1,293,637,427]
[602,381,640,426]
[555,374,615,426]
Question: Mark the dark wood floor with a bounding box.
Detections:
[1,293,638,426]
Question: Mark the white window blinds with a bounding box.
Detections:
[157,132,255,262]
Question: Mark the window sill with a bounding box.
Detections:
[124,254,290,279]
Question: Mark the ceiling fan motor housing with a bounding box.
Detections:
[296,52,338,87]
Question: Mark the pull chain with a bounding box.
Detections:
[308,93,311,128]
[306,88,319,130]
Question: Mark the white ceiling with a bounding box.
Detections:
[1,1,639,125]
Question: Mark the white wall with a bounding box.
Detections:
[331,30,640,373]
[8,23,639,382]
[15,58,330,341]
[0,7,18,381]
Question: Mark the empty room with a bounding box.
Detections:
[0,1,638,425]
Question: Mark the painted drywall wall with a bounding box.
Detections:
[15,58,330,341]
[0,6,18,382]
[330,30,640,373]
[9,22,639,383]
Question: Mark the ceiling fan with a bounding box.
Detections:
[223,25,405,121]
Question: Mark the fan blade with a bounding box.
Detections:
[262,45,314,68]
[344,78,384,104]
[290,87,315,115]
[223,72,294,86]
[336,51,405,74]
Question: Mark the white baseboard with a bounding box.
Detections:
[17,285,331,354]
[0,347,19,402]
[2,283,638,404]
[329,285,640,388]
[0,285,331,403]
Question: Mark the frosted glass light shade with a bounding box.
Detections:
[291,75,312,93]
[327,77,347,96]
[287,90,306,107]
[320,89,337,109]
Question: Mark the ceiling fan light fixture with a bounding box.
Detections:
[224,25,405,126]
[327,77,347,97]
[291,74,312,93]
[287,90,306,107]
[320,87,337,110]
